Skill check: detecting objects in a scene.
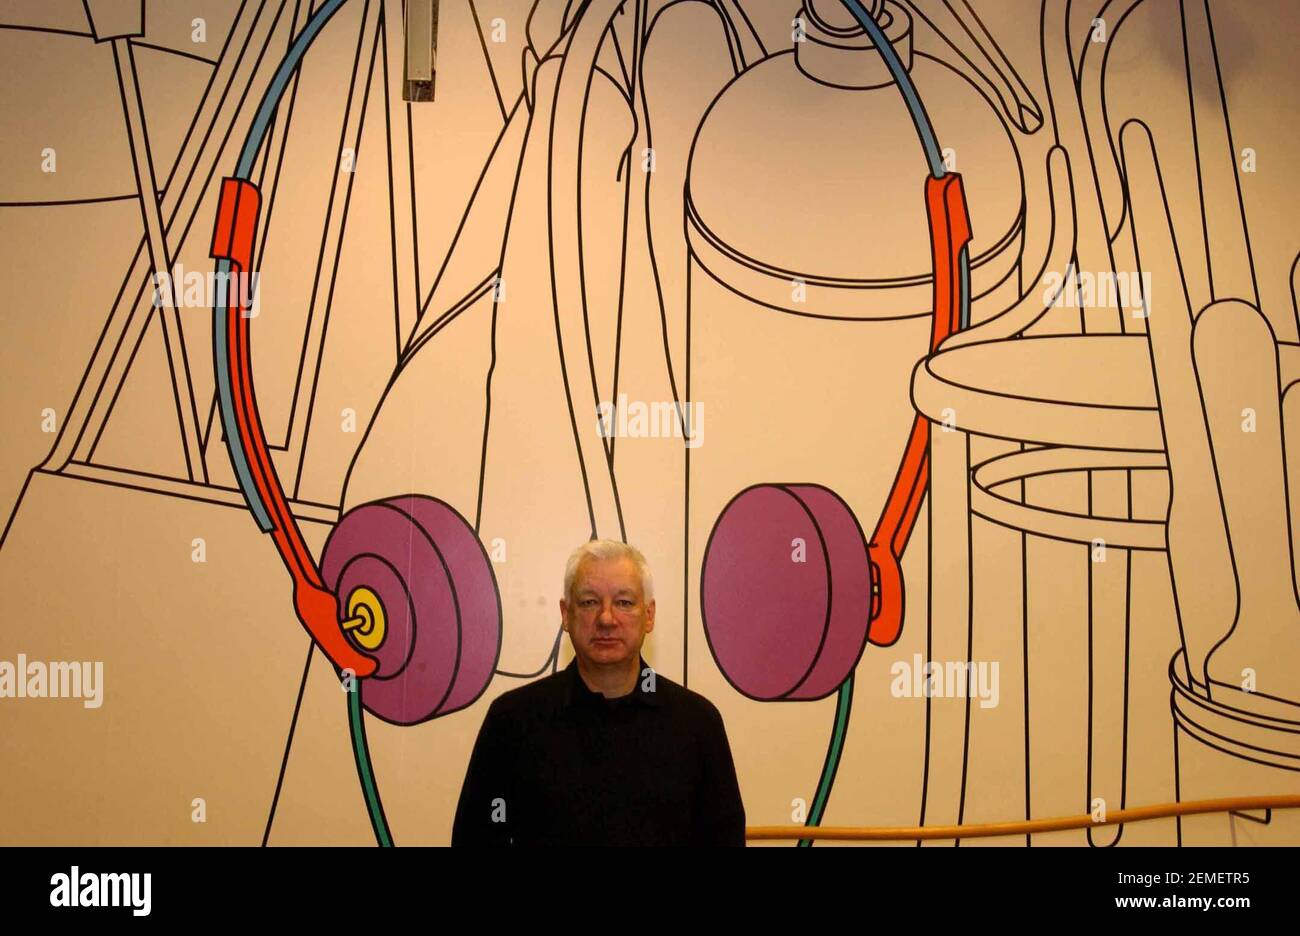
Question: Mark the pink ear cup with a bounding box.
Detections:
[701,484,873,701]
[321,496,501,725]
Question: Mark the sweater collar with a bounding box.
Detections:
[565,656,662,708]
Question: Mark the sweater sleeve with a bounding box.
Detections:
[451,698,518,846]
[693,701,747,846]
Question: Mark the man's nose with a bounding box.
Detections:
[597,602,618,625]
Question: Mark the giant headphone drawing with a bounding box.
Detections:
[210,0,972,846]
[697,0,972,843]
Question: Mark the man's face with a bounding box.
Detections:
[561,556,656,667]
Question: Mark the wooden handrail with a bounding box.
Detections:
[746,795,1300,841]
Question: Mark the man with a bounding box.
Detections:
[452,540,745,846]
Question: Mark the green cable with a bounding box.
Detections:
[348,682,394,847]
[799,675,855,847]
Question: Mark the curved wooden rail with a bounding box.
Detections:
[746,795,1300,841]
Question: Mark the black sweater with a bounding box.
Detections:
[451,658,745,846]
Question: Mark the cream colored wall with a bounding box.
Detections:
[1,0,1298,845]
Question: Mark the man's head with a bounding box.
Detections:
[560,540,656,668]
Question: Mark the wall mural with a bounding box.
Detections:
[1,0,1298,846]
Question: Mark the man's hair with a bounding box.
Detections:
[564,540,655,604]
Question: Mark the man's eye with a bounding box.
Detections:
[617,600,634,608]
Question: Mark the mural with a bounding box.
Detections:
[1,0,1298,846]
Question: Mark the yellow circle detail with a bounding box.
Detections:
[346,586,387,651]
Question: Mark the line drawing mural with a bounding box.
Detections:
[0,0,1298,846]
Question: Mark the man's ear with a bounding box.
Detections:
[559,599,569,631]
[645,599,656,634]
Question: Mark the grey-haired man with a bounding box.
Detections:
[452,540,745,846]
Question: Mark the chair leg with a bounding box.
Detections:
[920,426,973,845]
[1087,475,1131,846]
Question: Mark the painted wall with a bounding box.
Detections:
[1,0,1298,845]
